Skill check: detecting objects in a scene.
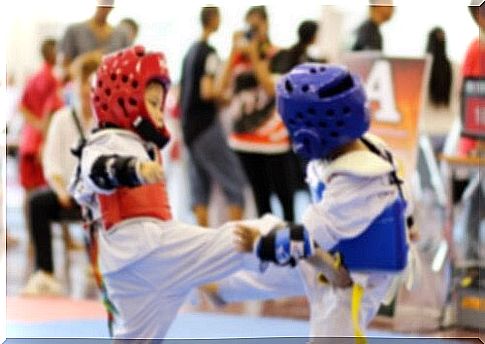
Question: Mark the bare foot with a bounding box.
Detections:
[233,225,260,253]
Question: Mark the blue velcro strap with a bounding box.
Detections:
[256,223,314,268]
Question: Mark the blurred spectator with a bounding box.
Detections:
[270,20,320,74]
[18,38,63,253]
[352,1,394,52]
[180,6,245,226]
[60,0,130,81]
[421,27,457,152]
[21,52,101,296]
[5,73,21,248]
[426,27,452,107]
[457,4,485,263]
[218,6,296,222]
[270,19,321,192]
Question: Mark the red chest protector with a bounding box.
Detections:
[97,148,172,230]
[97,182,172,230]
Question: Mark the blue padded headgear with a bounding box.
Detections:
[276,63,370,160]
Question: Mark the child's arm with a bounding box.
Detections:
[80,135,164,194]
[88,155,163,192]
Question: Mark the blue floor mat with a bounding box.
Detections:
[7,312,309,339]
[7,312,463,342]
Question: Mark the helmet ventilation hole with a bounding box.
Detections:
[342,106,351,114]
[110,73,117,81]
[307,107,316,115]
[302,85,309,92]
[128,98,137,106]
[105,88,111,96]
[310,68,317,74]
[317,74,354,98]
[296,112,304,120]
[122,75,129,83]
[336,120,345,127]
[132,80,139,89]
[101,103,108,111]
[330,131,339,138]
[285,79,293,93]
[326,109,335,116]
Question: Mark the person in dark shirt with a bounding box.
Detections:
[270,20,321,192]
[179,6,245,226]
[271,20,319,74]
[352,2,394,52]
[426,27,452,107]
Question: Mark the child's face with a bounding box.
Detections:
[144,82,165,127]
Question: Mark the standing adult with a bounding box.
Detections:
[421,27,456,151]
[352,1,394,52]
[218,6,296,222]
[18,38,63,253]
[426,27,452,108]
[60,0,130,81]
[270,20,320,191]
[180,6,245,226]
[457,4,485,266]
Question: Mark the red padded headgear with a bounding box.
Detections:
[92,45,171,135]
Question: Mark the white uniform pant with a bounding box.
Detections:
[216,261,394,337]
[103,222,258,339]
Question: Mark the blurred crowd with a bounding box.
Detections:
[4,0,483,299]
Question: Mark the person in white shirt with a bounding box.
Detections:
[22,52,101,296]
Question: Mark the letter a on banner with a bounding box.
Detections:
[365,60,401,123]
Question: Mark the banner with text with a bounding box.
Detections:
[341,52,430,182]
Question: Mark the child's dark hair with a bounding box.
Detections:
[121,18,139,35]
[41,38,56,60]
[245,5,267,21]
[200,6,219,28]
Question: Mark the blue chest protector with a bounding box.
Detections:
[312,140,409,272]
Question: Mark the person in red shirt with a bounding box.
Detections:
[458,4,485,155]
[18,38,63,251]
[457,4,484,269]
[18,38,63,190]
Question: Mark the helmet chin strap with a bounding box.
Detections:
[132,116,169,149]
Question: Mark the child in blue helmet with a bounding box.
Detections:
[225,63,416,338]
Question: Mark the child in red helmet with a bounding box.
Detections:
[70,45,319,339]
